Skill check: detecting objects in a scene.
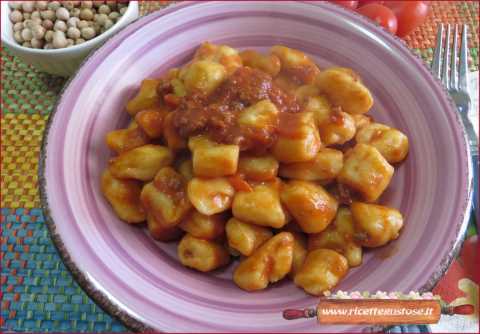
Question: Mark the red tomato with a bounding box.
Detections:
[357,4,398,34]
[384,1,429,37]
[330,1,359,9]
[358,0,384,7]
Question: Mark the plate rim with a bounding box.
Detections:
[38,1,473,332]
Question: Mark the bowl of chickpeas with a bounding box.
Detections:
[1,1,138,77]
[39,1,472,332]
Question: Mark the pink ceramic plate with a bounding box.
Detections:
[40,1,472,332]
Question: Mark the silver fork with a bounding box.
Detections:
[432,23,478,156]
[432,23,478,214]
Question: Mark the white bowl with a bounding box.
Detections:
[1,1,139,77]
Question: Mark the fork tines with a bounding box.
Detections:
[432,23,469,92]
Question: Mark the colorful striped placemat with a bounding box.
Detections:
[1,1,478,332]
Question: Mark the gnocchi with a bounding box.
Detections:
[280,180,338,233]
[232,180,288,228]
[337,143,394,202]
[101,42,409,296]
[233,232,293,291]
[187,177,235,215]
[109,144,174,181]
[351,202,404,248]
[178,234,230,272]
[101,169,145,223]
[355,123,409,163]
[179,211,226,240]
[308,207,362,267]
[279,148,343,183]
[225,218,273,256]
[294,248,349,295]
[316,67,373,115]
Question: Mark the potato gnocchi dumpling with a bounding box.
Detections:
[351,202,404,248]
[280,180,338,233]
[194,42,243,75]
[308,207,362,267]
[105,126,149,154]
[355,123,409,163]
[190,137,239,177]
[109,144,174,181]
[101,169,146,223]
[135,108,167,139]
[289,232,308,279]
[102,42,409,296]
[179,211,226,240]
[147,213,184,242]
[178,234,230,272]
[337,143,394,202]
[238,155,279,181]
[232,180,288,228]
[239,50,281,77]
[126,79,162,115]
[225,218,273,256]
[187,177,235,215]
[140,167,192,228]
[181,60,227,95]
[294,248,349,295]
[316,67,373,115]
[271,45,320,83]
[279,148,343,183]
[233,232,293,291]
[272,112,321,163]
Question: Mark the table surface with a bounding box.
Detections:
[1,1,478,332]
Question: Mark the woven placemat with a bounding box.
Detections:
[1,1,478,332]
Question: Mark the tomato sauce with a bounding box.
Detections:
[171,67,301,151]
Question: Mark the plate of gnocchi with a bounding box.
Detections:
[40,1,472,332]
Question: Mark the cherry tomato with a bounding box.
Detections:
[330,1,359,9]
[358,0,384,7]
[384,1,429,37]
[357,4,398,34]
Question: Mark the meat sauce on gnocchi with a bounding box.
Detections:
[101,43,409,296]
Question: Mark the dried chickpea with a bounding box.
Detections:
[109,144,174,181]
[225,218,273,256]
[179,211,226,240]
[308,207,362,267]
[337,143,394,202]
[351,202,403,248]
[187,177,235,215]
[279,148,343,184]
[316,67,373,115]
[294,249,348,295]
[232,179,288,228]
[355,123,409,163]
[239,49,281,77]
[237,154,279,182]
[280,180,338,233]
[140,167,192,228]
[178,234,230,272]
[101,169,145,223]
[233,232,294,291]
[147,214,184,242]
